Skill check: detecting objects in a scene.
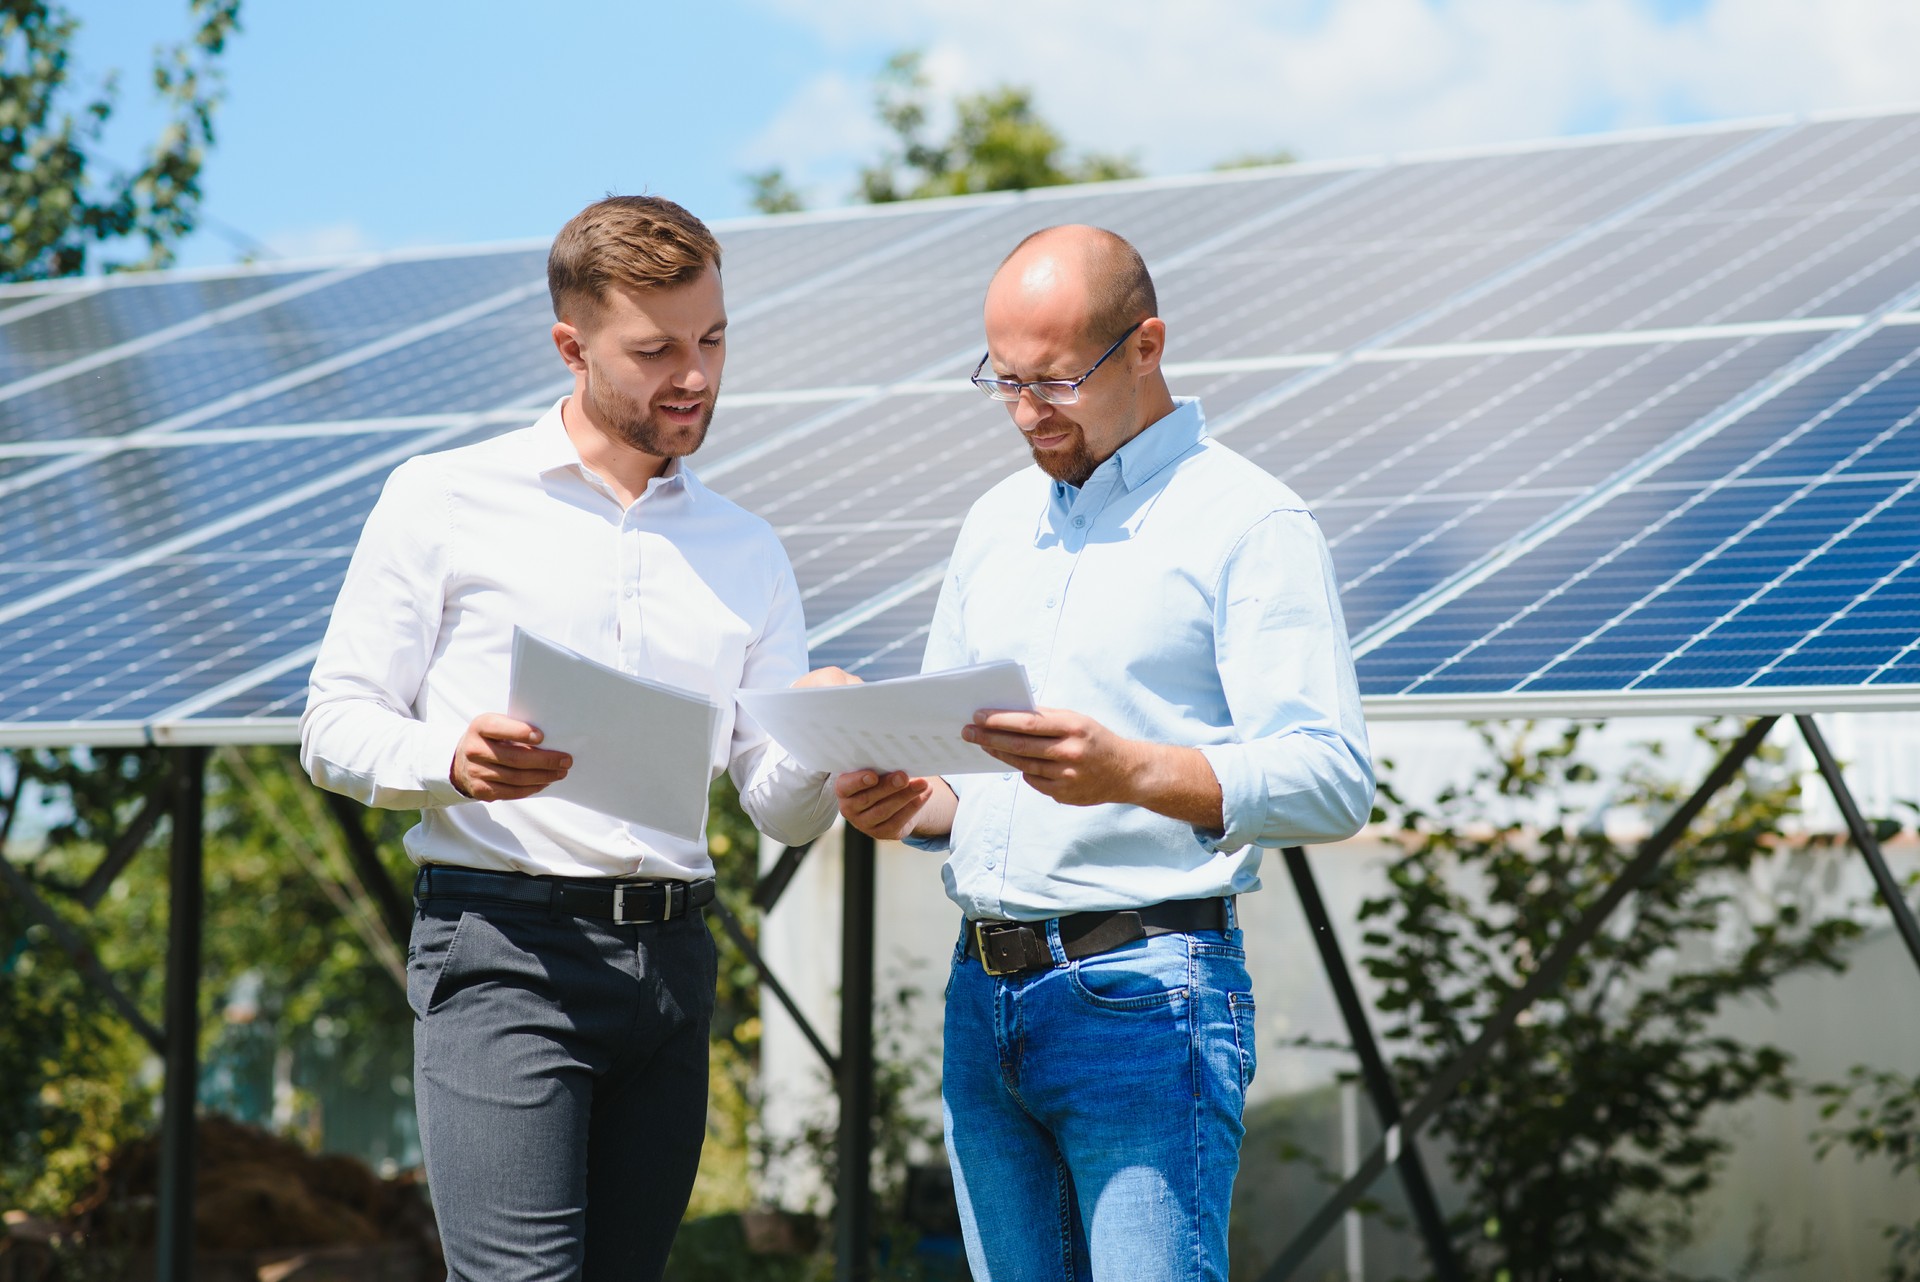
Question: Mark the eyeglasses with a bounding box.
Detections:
[970,321,1144,404]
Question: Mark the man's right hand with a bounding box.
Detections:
[450,713,572,801]
[834,770,948,841]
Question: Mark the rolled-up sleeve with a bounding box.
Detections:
[300,462,466,811]
[1197,510,1374,851]
[730,554,837,846]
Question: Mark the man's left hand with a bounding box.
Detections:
[794,665,860,689]
[963,707,1142,807]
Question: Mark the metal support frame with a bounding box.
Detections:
[708,894,841,1075]
[754,837,816,911]
[1795,714,1920,979]
[1260,716,1780,1280]
[319,788,414,951]
[156,746,208,1282]
[0,839,165,1051]
[74,790,169,909]
[835,826,878,1282]
[0,758,169,1048]
[1282,847,1463,1282]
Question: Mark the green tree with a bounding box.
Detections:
[0,0,241,280]
[857,50,1140,203]
[1814,1062,1920,1277]
[1356,723,1863,1281]
[0,746,414,1218]
[744,165,806,216]
[1213,147,1297,171]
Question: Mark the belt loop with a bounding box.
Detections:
[1225,895,1238,931]
[1044,917,1068,965]
[547,880,560,922]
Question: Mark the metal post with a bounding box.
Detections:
[1796,715,1920,979]
[156,746,207,1282]
[1283,846,1463,1281]
[1260,716,1778,1280]
[835,826,878,1282]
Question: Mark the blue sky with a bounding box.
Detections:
[76,0,1920,269]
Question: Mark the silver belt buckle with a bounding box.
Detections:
[612,881,682,924]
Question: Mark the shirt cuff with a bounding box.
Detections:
[901,832,952,853]
[416,721,471,809]
[1196,743,1262,853]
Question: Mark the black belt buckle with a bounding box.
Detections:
[613,881,679,925]
[973,920,1040,977]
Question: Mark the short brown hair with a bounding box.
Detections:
[547,196,723,321]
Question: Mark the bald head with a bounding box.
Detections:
[990,225,1157,345]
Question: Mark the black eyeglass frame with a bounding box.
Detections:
[969,320,1146,404]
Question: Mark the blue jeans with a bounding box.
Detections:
[942,918,1258,1282]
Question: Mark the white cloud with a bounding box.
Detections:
[260,220,380,261]
[734,70,892,204]
[747,0,1920,188]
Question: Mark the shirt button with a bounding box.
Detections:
[986,861,996,870]
[1072,516,1086,528]
[1045,595,1056,608]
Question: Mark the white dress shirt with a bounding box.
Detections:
[913,398,1374,920]
[301,398,836,879]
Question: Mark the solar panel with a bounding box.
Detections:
[4,108,1918,746]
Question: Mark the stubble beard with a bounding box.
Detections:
[1029,423,1098,489]
[586,369,716,458]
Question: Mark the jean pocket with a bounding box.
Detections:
[1068,936,1190,1011]
[1229,991,1257,1092]
[406,908,471,1018]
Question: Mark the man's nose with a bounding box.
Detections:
[675,349,714,392]
[1013,387,1054,431]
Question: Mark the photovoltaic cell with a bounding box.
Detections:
[193,298,564,429]
[0,431,500,725]
[177,663,315,722]
[5,111,1920,738]
[0,427,473,612]
[0,270,317,387]
[1163,129,1769,358]
[1357,320,1920,698]
[1401,114,1920,345]
[0,254,542,445]
[722,168,1354,394]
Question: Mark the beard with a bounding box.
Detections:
[585,366,716,458]
[1028,423,1098,489]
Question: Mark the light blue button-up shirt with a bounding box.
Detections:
[917,398,1374,921]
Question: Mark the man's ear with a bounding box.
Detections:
[1131,317,1168,375]
[551,319,587,373]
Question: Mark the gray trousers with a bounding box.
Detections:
[406,892,717,1282]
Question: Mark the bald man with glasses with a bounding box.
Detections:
[832,225,1376,1281]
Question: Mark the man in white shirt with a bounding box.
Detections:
[301,196,840,1282]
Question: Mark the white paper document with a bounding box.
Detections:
[737,661,1036,777]
[506,627,719,841]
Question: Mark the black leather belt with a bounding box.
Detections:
[414,865,715,924]
[963,897,1232,977]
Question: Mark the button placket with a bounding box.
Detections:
[619,516,645,671]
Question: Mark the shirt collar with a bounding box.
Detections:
[527,396,691,496]
[1049,396,1208,504]
[1114,397,1207,492]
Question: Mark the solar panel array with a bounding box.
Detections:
[4,109,1919,746]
